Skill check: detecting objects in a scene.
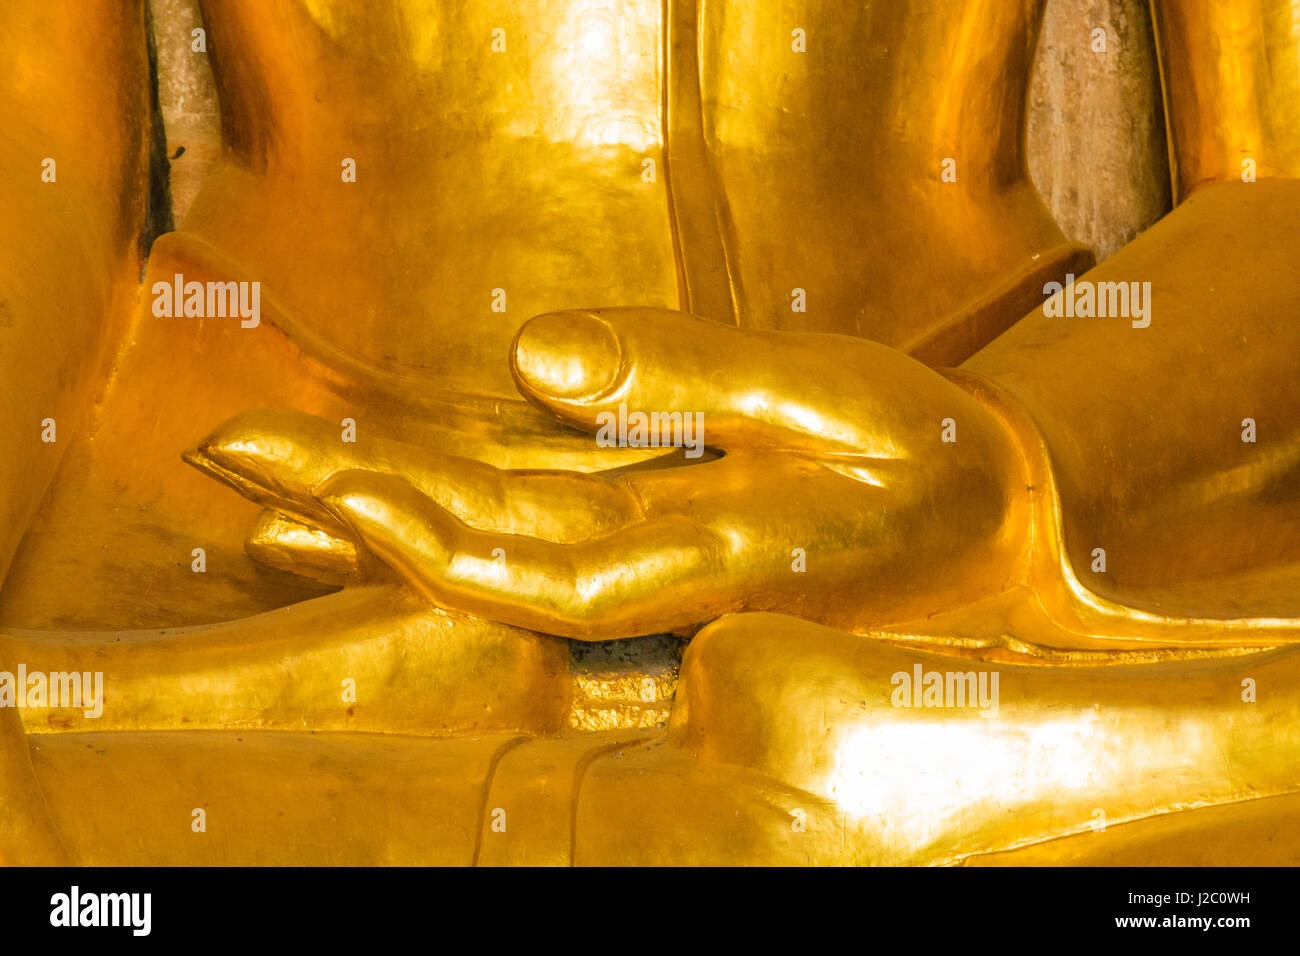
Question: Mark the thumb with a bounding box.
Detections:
[508,307,948,457]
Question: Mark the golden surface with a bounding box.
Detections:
[1153,0,1300,201]
[2,0,1299,865]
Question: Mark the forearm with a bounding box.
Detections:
[963,179,1300,603]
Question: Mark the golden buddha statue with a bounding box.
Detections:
[2,0,1299,865]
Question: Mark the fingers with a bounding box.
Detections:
[314,470,737,641]
[304,451,1003,639]
[182,409,366,535]
[509,307,973,458]
[245,509,366,586]
[184,408,644,545]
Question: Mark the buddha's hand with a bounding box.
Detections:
[186,308,1030,639]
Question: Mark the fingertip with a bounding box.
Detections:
[245,509,360,584]
[510,310,624,402]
